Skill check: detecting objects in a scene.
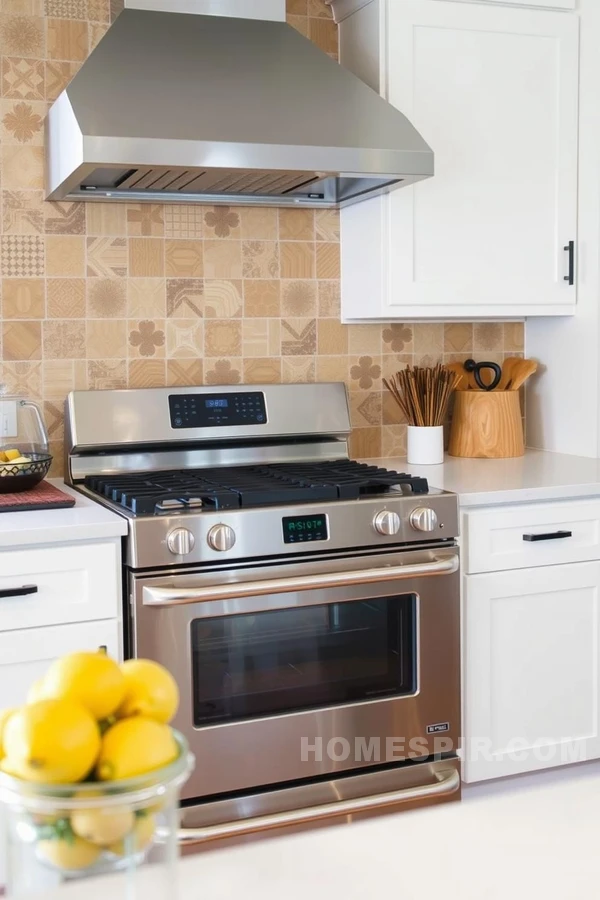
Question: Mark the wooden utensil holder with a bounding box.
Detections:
[448,390,524,458]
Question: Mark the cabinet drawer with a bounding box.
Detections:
[0,542,120,631]
[463,499,600,573]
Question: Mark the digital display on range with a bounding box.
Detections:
[282,514,328,544]
[205,399,229,409]
[169,392,266,428]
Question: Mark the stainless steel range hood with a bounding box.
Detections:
[45,5,434,208]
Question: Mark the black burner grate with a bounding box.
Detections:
[85,461,428,516]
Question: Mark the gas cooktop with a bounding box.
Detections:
[85,460,429,517]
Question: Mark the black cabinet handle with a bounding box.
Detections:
[564,241,575,286]
[523,531,572,542]
[0,584,38,599]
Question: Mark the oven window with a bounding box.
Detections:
[191,595,417,727]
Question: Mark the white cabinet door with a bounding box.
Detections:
[463,562,600,782]
[341,0,579,320]
[0,620,121,710]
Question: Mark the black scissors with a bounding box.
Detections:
[464,358,502,391]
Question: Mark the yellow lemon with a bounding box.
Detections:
[96,717,178,781]
[117,659,179,724]
[0,708,16,760]
[42,651,125,720]
[37,835,100,871]
[3,699,100,784]
[27,679,46,704]
[71,807,135,846]
[108,812,155,856]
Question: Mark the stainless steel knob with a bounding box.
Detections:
[167,528,195,556]
[409,507,438,532]
[207,523,236,552]
[373,510,401,536]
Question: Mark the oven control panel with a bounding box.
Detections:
[169,392,267,428]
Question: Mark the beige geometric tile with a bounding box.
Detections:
[87,278,126,317]
[166,319,204,358]
[203,240,242,279]
[2,234,44,275]
[2,57,45,99]
[242,319,280,358]
[382,424,407,458]
[163,206,203,240]
[503,322,524,352]
[47,17,88,60]
[242,241,279,279]
[444,322,472,353]
[166,358,203,387]
[127,278,166,318]
[243,358,281,384]
[309,17,337,54]
[280,242,315,279]
[205,319,242,357]
[45,59,78,100]
[1,145,44,188]
[240,208,277,240]
[243,280,280,317]
[349,427,382,460]
[45,0,86,19]
[128,320,166,359]
[382,390,406,426]
[316,355,347,382]
[382,354,412,380]
[308,0,333,17]
[348,355,382,390]
[44,200,86,235]
[43,398,64,442]
[286,0,307,14]
[2,278,44,318]
[413,322,444,355]
[2,190,44,233]
[2,320,41,359]
[204,358,241,385]
[165,240,203,278]
[128,358,166,388]
[166,278,203,318]
[0,360,42,400]
[287,15,308,37]
[317,318,347,355]
[474,322,503,352]
[203,206,240,239]
[87,0,109,21]
[316,242,340,280]
[73,359,88,389]
[0,15,44,57]
[279,209,314,241]
[0,99,44,143]
[86,203,127,236]
[87,359,127,390]
[43,359,74,398]
[281,280,316,317]
[88,21,108,51]
[47,278,85,318]
[128,238,163,277]
[87,236,127,276]
[127,204,164,237]
[86,319,127,358]
[204,280,242,318]
[282,356,315,383]
[349,391,382,428]
[348,324,382,355]
[45,319,87,362]
[315,209,340,242]
[318,281,340,317]
[46,235,85,276]
[281,318,316,356]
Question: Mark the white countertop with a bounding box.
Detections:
[363,449,600,506]
[46,761,600,900]
[0,480,127,549]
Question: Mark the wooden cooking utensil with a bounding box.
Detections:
[508,358,537,391]
[444,362,468,391]
[497,357,523,391]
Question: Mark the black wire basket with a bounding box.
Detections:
[0,453,53,494]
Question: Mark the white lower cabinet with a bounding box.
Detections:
[463,561,600,782]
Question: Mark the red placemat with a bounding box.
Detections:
[0,480,76,512]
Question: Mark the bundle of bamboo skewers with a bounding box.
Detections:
[384,364,458,427]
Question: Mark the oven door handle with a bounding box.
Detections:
[176,767,460,845]
[142,554,459,607]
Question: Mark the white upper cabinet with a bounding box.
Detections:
[338,0,580,320]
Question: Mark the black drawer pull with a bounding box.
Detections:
[523,531,573,542]
[564,241,575,286]
[0,584,38,599]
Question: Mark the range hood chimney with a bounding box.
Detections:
[46,0,434,209]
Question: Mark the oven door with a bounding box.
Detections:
[131,547,460,802]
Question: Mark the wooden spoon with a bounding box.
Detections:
[445,362,469,391]
[497,357,523,391]
[508,358,538,391]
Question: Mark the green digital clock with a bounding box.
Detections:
[282,514,328,544]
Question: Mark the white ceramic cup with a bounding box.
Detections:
[406,425,444,465]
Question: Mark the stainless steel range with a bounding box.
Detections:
[65,383,461,843]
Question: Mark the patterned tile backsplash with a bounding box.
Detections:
[0,0,524,474]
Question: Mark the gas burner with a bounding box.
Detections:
[85,461,429,516]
